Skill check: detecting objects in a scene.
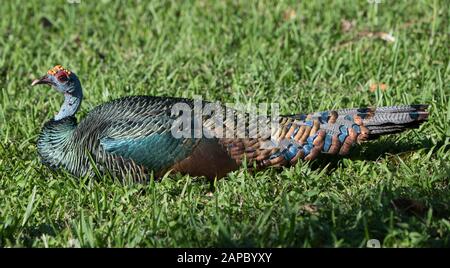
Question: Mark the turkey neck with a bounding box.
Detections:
[54,90,82,121]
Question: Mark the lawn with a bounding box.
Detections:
[0,0,448,247]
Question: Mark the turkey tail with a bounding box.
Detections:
[290,104,428,159]
[220,104,428,169]
[271,105,425,165]
[358,105,429,139]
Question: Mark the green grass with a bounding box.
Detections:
[0,0,449,247]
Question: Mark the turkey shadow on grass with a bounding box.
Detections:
[308,136,438,173]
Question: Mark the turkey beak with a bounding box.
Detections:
[31,75,53,86]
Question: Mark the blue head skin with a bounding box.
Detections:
[32,65,83,120]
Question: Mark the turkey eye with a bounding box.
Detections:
[57,74,69,82]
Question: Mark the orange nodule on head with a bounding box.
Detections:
[47,65,71,76]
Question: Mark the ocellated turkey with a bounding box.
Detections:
[32,65,429,182]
